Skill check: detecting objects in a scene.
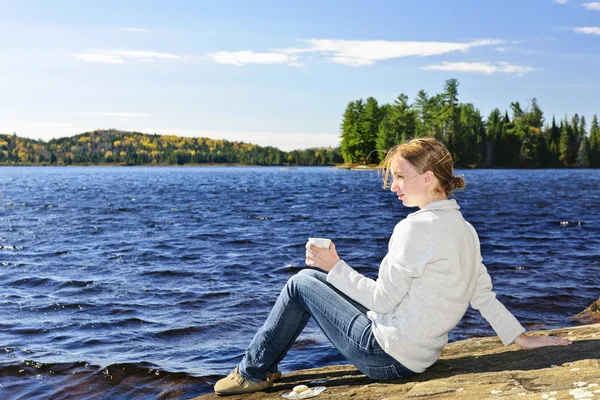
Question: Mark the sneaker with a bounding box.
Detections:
[267,370,282,382]
[214,366,273,395]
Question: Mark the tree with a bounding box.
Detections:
[485,108,502,167]
[340,100,363,163]
[413,90,433,137]
[357,97,382,164]
[559,117,574,165]
[376,94,416,157]
[437,79,460,154]
[589,115,600,167]
[546,116,561,167]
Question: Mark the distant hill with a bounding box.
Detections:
[0,129,343,166]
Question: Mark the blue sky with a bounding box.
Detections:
[1,0,599,150]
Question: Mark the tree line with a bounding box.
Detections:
[340,78,600,168]
[0,129,344,166]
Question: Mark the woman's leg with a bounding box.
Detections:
[238,268,413,382]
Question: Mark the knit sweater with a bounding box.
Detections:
[326,199,526,373]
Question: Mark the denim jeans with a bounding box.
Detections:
[238,269,414,382]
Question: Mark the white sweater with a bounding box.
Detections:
[326,199,526,373]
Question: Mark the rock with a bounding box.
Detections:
[190,323,600,400]
[572,298,600,323]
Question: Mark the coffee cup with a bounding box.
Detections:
[306,238,331,250]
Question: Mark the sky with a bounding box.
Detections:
[0,0,599,151]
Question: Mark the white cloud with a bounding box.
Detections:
[113,50,183,60]
[329,56,375,66]
[583,2,600,10]
[206,50,299,66]
[75,112,151,118]
[420,61,535,76]
[554,0,568,4]
[495,46,541,54]
[118,27,151,33]
[573,27,600,35]
[73,53,124,64]
[73,49,185,64]
[208,38,505,67]
[294,38,504,67]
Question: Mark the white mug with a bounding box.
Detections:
[306,238,331,250]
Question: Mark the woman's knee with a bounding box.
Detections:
[285,270,324,298]
[297,268,326,280]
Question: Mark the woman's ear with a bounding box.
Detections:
[423,170,434,185]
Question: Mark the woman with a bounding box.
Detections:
[214,137,572,395]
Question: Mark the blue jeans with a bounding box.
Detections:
[238,269,414,381]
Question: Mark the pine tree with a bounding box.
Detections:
[437,79,460,155]
[485,109,502,167]
[358,97,381,164]
[546,116,561,166]
[413,90,432,137]
[559,117,572,166]
[588,115,599,167]
[340,100,363,163]
[376,94,416,156]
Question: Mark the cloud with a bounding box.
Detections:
[583,2,600,10]
[118,28,151,33]
[73,53,124,64]
[420,61,535,76]
[495,46,541,54]
[73,49,185,64]
[573,27,600,35]
[294,38,505,66]
[329,56,375,66]
[554,0,568,4]
[75,112,151,118]
[208,38,505,67]
[206,50,300,66]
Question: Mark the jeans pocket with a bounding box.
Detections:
[363,364,402,381]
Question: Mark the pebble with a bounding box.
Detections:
[491,389,503,394]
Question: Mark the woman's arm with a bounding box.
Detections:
[306,221,430,314]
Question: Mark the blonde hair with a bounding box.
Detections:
[381,137,466,196]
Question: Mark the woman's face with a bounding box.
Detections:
[390,157,428,208]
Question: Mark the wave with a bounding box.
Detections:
[0,360,216,400]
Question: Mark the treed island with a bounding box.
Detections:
[1,79,599,168]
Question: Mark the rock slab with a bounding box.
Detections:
[191,323,600,400]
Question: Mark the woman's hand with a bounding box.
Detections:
[513,333,572,349]
[305,242,340,272]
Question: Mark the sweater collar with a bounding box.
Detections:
[407,199,460,218]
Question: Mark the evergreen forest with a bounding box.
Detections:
[340,79,600,168]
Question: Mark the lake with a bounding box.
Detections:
[0,167,598,399]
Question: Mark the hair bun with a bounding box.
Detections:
[451,175,466,190]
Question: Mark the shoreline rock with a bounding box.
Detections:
[191,323,600,399]
[572,298,600,324]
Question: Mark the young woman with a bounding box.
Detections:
[214,137,572,395]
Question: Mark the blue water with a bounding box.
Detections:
[0,167,599,399]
